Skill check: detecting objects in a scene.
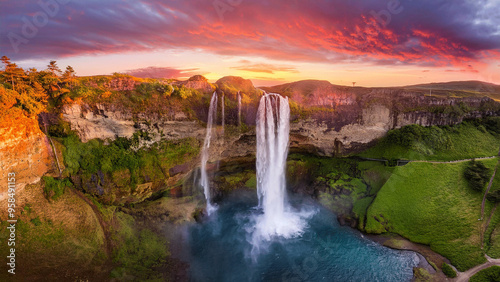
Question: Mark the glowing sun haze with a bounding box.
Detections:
[1,0,499,87]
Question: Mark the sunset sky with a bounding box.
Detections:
[1,0,499,87]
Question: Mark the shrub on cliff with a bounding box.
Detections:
[464,160,491,192]
[441,263,457,278]
[42,176,72,200]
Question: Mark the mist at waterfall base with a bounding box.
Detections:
[188,93,419,281]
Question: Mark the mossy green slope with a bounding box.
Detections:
[0,182,107,281]
[359,120,500,161]
[365,159,498,271]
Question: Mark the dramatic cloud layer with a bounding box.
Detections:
[1,0,499,70]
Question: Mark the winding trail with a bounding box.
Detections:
[357,156,497,164]
[483,203,499,248]
[455,255,500,282]
[411,156,497,164]
[71,188,113,263]
[456,147,500,281]
[481,161,499,219]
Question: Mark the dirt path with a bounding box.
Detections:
[483,203,499,248]
[481,162,499,219]
[455,255,500,282]
[71,188,113,263]
[411,156,497,164]
[357,156,498,164]
[457,148,500,281]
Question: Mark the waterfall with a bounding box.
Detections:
[237,91,242,127]
[41,114,62,176]
[221,92,225,135]
[216,92,225,170]
[253,93,309,242]
[256,93,290,209]
[200,91,218,214]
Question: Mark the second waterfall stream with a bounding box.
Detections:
[200,91,218,214]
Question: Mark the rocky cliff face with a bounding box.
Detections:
[62,103,206,143]
[288,93,499,156]
[0,115,55,200]
[62,77,500,159]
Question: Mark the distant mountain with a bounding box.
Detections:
[262,79,500,103]
[398,81,500,101]
[405,80,500,92]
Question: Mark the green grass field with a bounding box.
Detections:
[359,121,500,161]
[365,159,498,271]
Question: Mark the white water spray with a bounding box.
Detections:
[200,92,218,214]
[252,93,311,243]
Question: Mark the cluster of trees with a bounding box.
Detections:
[0,56,219,123]
[464,160,491,192]
[385,124,453,154]
[0,56,76,118]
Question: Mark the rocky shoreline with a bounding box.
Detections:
[365,233,450,281]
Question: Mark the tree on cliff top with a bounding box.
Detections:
[0,56,50,117]
[1,55,26,92]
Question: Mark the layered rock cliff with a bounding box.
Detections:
[62,103,206,143]
[0,113,56,200]
[287,92,498,156]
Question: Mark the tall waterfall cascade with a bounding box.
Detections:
[253,93,311,242]
[200,91,218,214]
